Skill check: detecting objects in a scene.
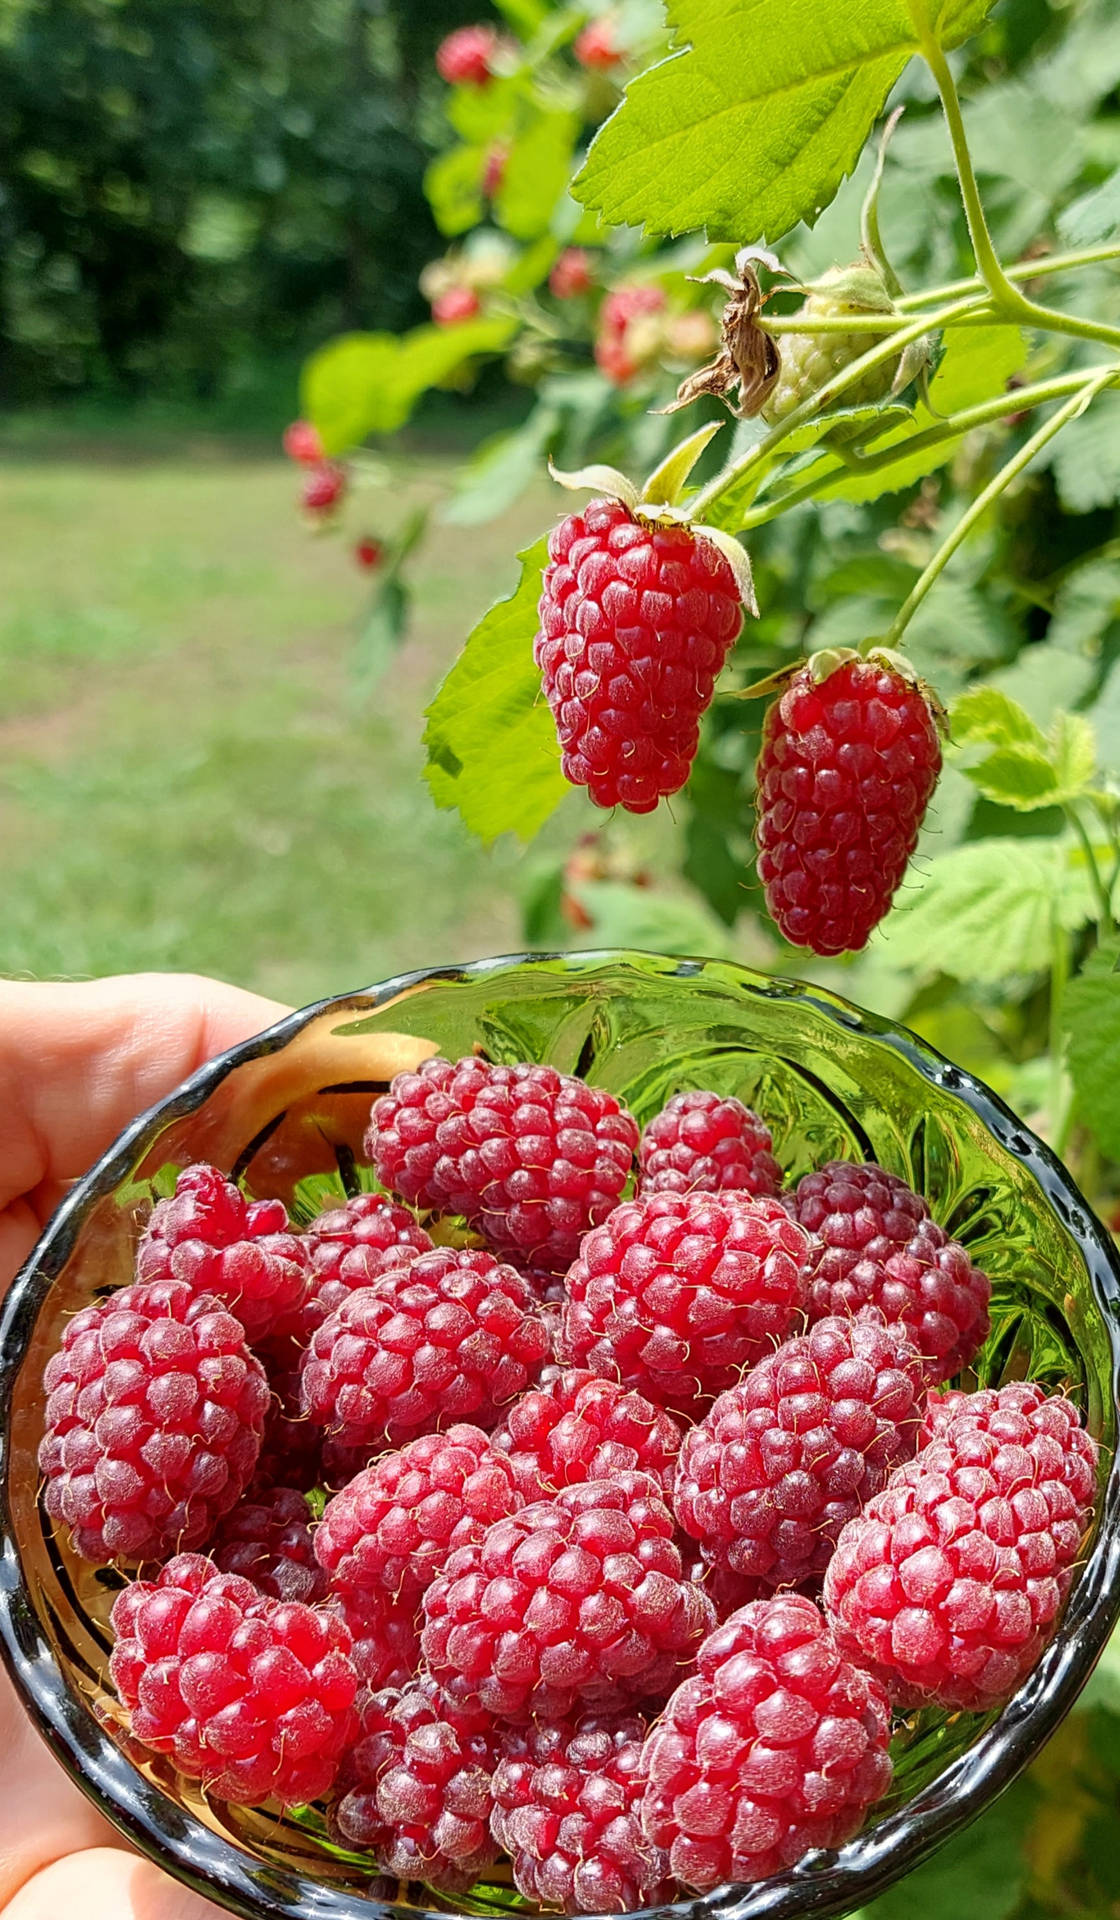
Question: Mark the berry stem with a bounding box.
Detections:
[897,242,1120,310]
[917,22,1120,353]
[1064,803,1115,935]
[735,365,1118,531]
[690,293,986,520]
[883,371,1118,647]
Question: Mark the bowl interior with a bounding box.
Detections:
[4,950,1119,1920]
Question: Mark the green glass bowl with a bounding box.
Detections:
[1,950,1119,1920]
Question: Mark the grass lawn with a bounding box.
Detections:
[0,437,557,1007]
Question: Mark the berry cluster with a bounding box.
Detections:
[37,1053,1097,1911]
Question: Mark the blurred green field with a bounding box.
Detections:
[0,441,556,1007]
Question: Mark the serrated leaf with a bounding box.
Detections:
[1058,166,1120,246]
[989,644,1095,725]
[424,144,486,237]
[1064,941,1120,1158]
[573,0,996,242]
[877,839,1093,981]
[1052,710,1097,794]
[496,111,579,242]
[1050,390,1120,513]
[951,686,1047,751]
[964,743,1065,809]
[927,323,1027,413]
[1047,558,1120,656]
[423,538,567,843]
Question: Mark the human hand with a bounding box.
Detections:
[0,972,287,1919]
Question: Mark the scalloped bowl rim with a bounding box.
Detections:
[0,949,1118,1920]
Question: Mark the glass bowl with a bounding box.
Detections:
[1,949,1119,1920]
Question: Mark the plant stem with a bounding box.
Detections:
[736,366,1113,530]
[898,242,1120,309]
[1049,908,1071,1150]
[883,373,1117,645]
[1065,804,1115,934]
[691,294,985,520]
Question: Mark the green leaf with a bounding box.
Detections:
[573,0,996,242]
[496,111,579,241]
[859,1776,1033,1920]
[391,317,520,413]
[1047,557,1120,656]
[951,685,1047,751]
[423,539,567,843]
[877,838,1094,980]
[424,144,486,237]
[928,323,1027,413]
[442,409,559,527]
[300,332,403,454]
[990,645,1096,728]
[447,75,521,144]
[1064,940,1120,1158]
[1052,710,1097,794]
[1058,165,1120,246]
[1050,390,1120,513]
[964,743,1068,810]
[571,879,736,959]
[354,575,407,691]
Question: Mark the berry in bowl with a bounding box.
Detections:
[1,950,1118,1920]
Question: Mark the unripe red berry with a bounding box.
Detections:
[550,248,594,299]
[302,461,347,514]
[436,24,504,86]
[574,17,624,70]
[432,285,482,327]
[355,537,383,571]
[282,418,323,464]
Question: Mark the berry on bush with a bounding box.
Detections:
[560,1191,808,1416]
[299,1248,550,1450]
[39,1279,269,1563]
[594,284,666,385]
[109,1553,358,1806]
[493,1712,674,1912]
[422,1471,716,1721]
[296,1190,432,1343]
[574,18,624,70]
[755,657,942,955]
[436,24,504,86]
[332,1675,500,1892]
[790,1160,990,1382]
[212,1485,327,1605]
[282,419,324,464]
[355,537,384,571]
[640,1593,893,1887]
[314,1425,523,1601]
[136,1163,310,1342]
[673,1310,925,1587]
[638,1089,781,1199]
[490,1366,684,1499]
[550,248,594,300]
[366,1055,638,1272]
[761,264,910,428]
[301,461,348,515]
[822,1382,1098,1708]
[432,285,482,327]
[534,496,743,813]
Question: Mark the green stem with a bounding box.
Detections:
[1066,803,1115,934]
[898,242,1120,309]
[691,293,986,520]
[1050,908,1071,1151]
[737,366,1113,530]
[883,373,1117,645]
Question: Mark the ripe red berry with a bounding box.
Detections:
[673,1311,925,1588]
[252,1336,324,1493]
[300,1248,550,1451]
[574,17,624,69]
[332,1676,500,1892]
[109,1553,358,1807]
[212,1486,327,1605]
[329,1588,422,1695]
[432,285,482,326]
[355,537,384,571]
[436,23,503,86]
[550,247,594,299]
[491,1366,684,1500]
[755,658,942,954]
[560,1191,808,1417]
[640,1593,893,1887]
[822,1382,1098,1709]
[422,1471,716,1722]
[493,1712,675,1912]
[366,1055,638,1273]
[295,1190,432,1345]
[535,497,743,812]
[136,1164,310,1342]
[638,1089,781,1199]
[315,1425,523,1601]
[39,1279,269,1563]
[282,418,324,464]
[302,461,347,513]
[594,284,665,385]
[789,1160,990,1384]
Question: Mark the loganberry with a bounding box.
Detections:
[638,1088,781,1199]
[135,1163,309,1342]
[490,1365,684,1499]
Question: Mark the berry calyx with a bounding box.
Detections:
[432,285,482,327]
[436,24,506,87]
[39,1279,269,1563]
[789,1160,990,1383]
[282,419,324,465]
[640,1593,893,1887]
[535,496,744,813]
[560,1190,808,1417]
[638,1089,781,1199]
[109,1553,358,1807]
[366,1055,638,1273]
[549,248,594,300]
[754,654,942,954]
